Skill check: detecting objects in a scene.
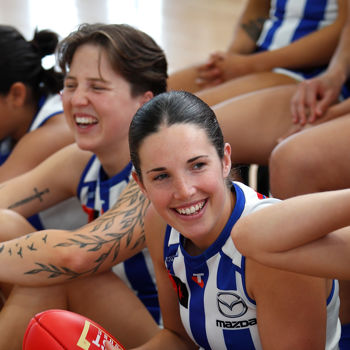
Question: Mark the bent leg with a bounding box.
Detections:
[197,71,298,106]
[0,209,35,242]
[67,271,160,348]
[270,114,350,199]
[214,84,297,165]
[167,65,203,93]
[0,284,67,350]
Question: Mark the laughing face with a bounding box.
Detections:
[61,43,150,158]
[137,123,233,250]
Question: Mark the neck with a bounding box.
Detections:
[96,145,131,178]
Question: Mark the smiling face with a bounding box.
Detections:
[137,123,233,249]
[61,44,151,159]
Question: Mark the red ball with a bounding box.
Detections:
[23,309,125,350]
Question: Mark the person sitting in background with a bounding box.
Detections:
[168,0,346,106]
[266,0,350,347]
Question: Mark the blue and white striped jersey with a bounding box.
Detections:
[164,182,341,349]
[77,156,160,324]
[257,0,338,80]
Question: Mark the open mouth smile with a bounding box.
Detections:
[175,199,207,216]
[75,115,98,127]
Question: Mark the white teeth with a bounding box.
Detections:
[176,201,205,216]
[75,116,97,125]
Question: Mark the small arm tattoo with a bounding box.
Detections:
[8,187,50,209]
[241,17,266,42]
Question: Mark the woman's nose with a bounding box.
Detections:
[173,176,195,199]
[70,88,88,106]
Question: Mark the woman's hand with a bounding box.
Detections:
[290,73,342,126]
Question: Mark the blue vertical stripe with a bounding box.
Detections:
[258,0,287,50]
[223,329,256,349]
[217,251,241,290]
[186,262,211,350]
[124,252,160,323]
[292,0,328,41]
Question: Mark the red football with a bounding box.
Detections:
[23,309,125,350]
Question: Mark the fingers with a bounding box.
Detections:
[291,83,308,125]
[313,91,336,120]
[291,80,324,125]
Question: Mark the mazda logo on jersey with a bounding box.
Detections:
[217,292,248,318]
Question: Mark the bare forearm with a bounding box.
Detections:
[0,181,149,286]
[233,189,350,255]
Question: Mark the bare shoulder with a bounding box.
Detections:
[144,204,167,261]
[51,144,92,181]
[58,143,93,167]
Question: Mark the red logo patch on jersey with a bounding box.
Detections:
[82,205,100,223]
[256,192,268,199]
[168,272,189,308]
[192,273,205,288]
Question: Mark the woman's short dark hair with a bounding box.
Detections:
[57,23,168,97]
[0,25,63,99]
[129,90,225,180]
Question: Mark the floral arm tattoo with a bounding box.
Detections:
[0,180,150,281]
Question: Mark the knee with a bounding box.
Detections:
[0,209,34,241]
[269,138,313,198]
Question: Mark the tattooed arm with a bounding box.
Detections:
[205,0,347,84]
[0,179,149,286]
[227,0,270,55]
[0,144,89,219]
[192,0,269,89]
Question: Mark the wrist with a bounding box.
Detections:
[244,53,265,73]
[326,64,348,87]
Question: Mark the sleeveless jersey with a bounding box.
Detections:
[257,0,338,80]
[77,155,160,324]
[0,94,62,163]
[0,94,86,231]
[164,182,341,349]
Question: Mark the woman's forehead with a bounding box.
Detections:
[140,123,212,156]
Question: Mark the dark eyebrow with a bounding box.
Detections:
[188,155,208,163]
[146,155,208,174]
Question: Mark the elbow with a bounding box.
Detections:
[55,246,96,275]
[232,218,255,258]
